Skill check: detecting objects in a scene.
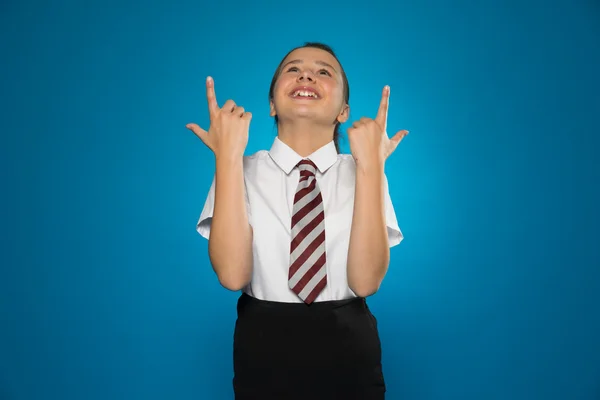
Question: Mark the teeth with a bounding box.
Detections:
[293,90,317,98]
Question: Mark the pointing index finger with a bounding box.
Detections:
[206,76,219,117]
[375,85,390,130]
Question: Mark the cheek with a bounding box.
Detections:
[274,76,293,96]
[324,81,344,101]
[270,81,285,110]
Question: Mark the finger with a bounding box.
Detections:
[206,76,219,117]
[375,85,390,130]
[223,99,236,113]
[242,111,252,120]
[390,129,409,146]
[186,123,209,142]
[233,106,245,117]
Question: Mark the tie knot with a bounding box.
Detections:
[297,159,317,176]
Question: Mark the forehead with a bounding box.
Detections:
[281,47,342,71]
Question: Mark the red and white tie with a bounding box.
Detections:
[288,159,327,304]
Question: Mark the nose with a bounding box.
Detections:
[297,69,315,82]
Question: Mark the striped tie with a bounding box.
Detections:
[288,159,327,304]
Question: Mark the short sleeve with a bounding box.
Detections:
[384,173,403,247]
[196,175,251,240]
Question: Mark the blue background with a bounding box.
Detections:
[1,0,599,399]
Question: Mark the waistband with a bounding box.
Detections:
[237,292,367,316]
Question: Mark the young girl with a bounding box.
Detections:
[187,42,407,399]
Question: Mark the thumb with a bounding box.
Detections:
[390,129,409,146]
[186,123,209,142]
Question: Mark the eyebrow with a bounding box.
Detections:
[282,59,338,74]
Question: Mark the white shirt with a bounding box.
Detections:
[196,137,403,303]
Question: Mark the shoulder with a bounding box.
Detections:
[243,149,269,162]
[337,153,355,164]
[332,153,356,175]
[336,153,355,163]
[240,150,278,184]
[241,149,270,170]
[331,153,392,185]
[244,149,269,160]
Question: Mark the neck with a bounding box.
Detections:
[277,119,335,157]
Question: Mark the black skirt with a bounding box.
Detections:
[232,292,386,399]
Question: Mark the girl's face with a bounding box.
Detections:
[270,47,349,126]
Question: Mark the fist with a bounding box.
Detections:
[186,76,252,160]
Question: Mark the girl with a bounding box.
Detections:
[186,42,407,399]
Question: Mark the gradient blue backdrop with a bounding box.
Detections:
[1,0,599,399]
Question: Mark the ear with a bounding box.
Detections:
[269,99,276,117]
[336,103,350,124]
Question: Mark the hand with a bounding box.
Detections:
[347,86,408,170]
[186,76,252,160]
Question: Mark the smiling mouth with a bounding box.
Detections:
[290,88,320,99]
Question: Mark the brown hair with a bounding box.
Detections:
[268,42,350,153]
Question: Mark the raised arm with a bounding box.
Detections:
[346,85,408,297]
[187,77,253,291]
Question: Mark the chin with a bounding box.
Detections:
[294,113,333,125]
[275,99,335,123]
[294,108,319,118]
[277,107,316,120]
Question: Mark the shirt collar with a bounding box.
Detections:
[268,136,338,175]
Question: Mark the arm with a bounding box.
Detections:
[347,163,389,297]
[208,156,253,291]
[187,76,253,291]
[346,85,408,297]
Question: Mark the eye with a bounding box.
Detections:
[286,66,299,72]
[318,69,332,76]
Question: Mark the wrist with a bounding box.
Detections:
[355,159,385,176]
[215,153,244,166]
